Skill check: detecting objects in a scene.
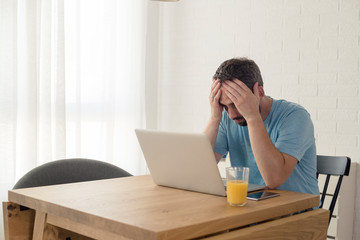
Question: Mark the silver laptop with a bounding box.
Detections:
[135,129,265,196]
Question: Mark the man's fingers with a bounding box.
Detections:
[210,81,221,100]
[211,79,218,89]
[232,79,253,93]
[253,82,260,97]
[223,88,237,102]
[223,81,241,100]
[214,88,221,101]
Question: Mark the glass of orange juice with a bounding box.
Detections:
[226,167,249,206]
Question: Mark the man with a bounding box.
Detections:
[204,57,319,195]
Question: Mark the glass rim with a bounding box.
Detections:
[226,166,249,171]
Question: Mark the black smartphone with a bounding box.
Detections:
[247,191,280,201]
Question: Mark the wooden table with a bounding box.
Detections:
[4,175,329,240]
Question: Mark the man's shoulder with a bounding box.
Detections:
[269,98,313,127]
[272,98,309,115]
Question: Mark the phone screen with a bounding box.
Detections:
[247,191,280,201]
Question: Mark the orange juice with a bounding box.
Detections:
[226,180,248,206]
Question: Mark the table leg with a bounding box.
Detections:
[33,211,47,240]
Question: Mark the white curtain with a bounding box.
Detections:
[0,0,147,213]
[63,0,147,175]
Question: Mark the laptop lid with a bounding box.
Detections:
[135,129,226,196]
[135,129,265,196]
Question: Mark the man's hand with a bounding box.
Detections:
[209,79,223,122]
[222,79,261,123]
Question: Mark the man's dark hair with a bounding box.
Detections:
[213,57,263,91]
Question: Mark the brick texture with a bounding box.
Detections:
[156,0,360,162]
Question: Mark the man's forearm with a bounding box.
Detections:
[203,118,223,163]
[203,118,221,150]
[247,116,295,188]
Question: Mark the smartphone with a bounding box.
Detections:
[247,191,280,201]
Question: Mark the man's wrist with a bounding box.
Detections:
[245,113,263,126]
[209,116,221,125]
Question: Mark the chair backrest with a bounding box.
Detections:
[316,155,351,225]
[13,158,132,189]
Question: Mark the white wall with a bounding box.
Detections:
[148,0,360,239]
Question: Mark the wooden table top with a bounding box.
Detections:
[8,175,319,239]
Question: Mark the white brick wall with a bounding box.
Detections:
[155,0,360,160]
[149,0,360,238]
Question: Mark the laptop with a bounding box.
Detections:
[135,129,265,196]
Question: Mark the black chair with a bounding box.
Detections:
[3,158,132,240]
[316,155,351,225]
[13,158,132,189]
[5,158,132,240]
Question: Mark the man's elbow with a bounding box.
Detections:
[265,177,286,189]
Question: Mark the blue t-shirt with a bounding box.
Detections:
[215,98,319,195]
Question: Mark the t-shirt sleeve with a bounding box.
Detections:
[274,109,315,162]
